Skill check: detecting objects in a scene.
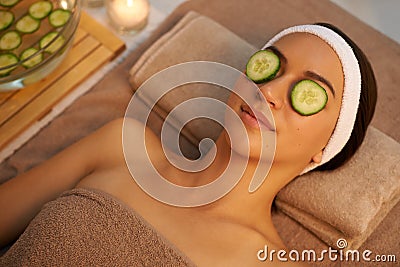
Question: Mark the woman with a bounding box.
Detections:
[0,23,376,266]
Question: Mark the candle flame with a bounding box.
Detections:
[60,0,68,9]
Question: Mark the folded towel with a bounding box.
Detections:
[276,126,400,250]
[129,11,257,158]
[129,12,400,250]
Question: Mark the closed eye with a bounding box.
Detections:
[265,46,285,78]
[267,46,287,65]
[304,70,335,98]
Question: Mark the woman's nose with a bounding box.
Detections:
[257,81,285,109]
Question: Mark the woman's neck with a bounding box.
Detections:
[164,134,300,247]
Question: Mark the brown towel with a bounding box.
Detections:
[129,11,257,153]
[276,127,400,250]
[0,188,195,266]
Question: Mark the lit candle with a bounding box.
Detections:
[106,0,150,34]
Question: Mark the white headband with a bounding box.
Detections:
[262,25,361,174]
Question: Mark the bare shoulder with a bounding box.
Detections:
[83,118,160,169]
[75,117,162,191]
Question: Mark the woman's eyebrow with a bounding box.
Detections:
[304,70,336,98]
[266,46,287,64]
[265,46,335,97]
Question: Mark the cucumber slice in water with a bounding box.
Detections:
[246,50,280,83]
[0,10,14,31]
[39,32,65,53]
[49,9,71,27]
[16,15,41,34]
[291,80,328,116]
[20,47,43,68]
[0,0,19,7]
[0,53,18,76]
[29,1,53,20]
[0,31,22,50]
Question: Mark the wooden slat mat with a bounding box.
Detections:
[0,11,126,150]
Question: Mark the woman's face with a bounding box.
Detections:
[227,32,344,172]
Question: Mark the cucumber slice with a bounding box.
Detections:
[16,15,41,34]
[0,53,18,77]
[0,31,21,50]
[0,10,14,31]
[291,80,328,116]
[29,1,53,20]
[0,0,19,7]
[246,50,280,83]
[20,47,43,68]
[49,9,71,28]
[39,32,65,54]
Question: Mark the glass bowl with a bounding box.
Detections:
[0,0,81,91]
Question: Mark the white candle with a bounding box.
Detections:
[107,0,149,32]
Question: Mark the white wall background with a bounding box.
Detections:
[330,0,400,44]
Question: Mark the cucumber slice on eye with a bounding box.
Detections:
[39,32,65,53]
[16,15,41,34]
[0,31,22,50]
[49,9,71,28]
[20,47,43,68]
[246,50,280,83]
[29,1,53,20]
[0,0,19,7]
[291,80,328,116]
[0,10,14,31]
[0,53,18,77]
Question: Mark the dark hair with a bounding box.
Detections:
[314,23,377,171]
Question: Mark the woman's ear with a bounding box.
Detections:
[312,151,323,163]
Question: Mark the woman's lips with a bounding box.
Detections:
[240,105,275,131]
